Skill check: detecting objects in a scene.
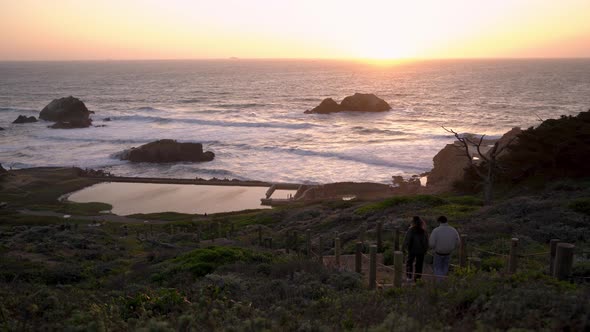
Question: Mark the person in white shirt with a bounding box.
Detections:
[429,216,460,279]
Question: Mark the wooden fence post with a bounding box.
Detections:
[394,227,400,251]
[306,229,311,258]
[460,234,468,268]
[360,224,366,244]
[469,257,481,270]
[318,236,323,264]
[355,242,362,273]
[554,243,575,280]
[376,221,383,252]
[394,251,403,288]
[549,239,560,275]
[369,245,377,289]
[335,237,341,267]
[508,238,519,274]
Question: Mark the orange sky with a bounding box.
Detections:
[1,0,589,61]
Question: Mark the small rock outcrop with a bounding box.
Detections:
[12,115,38,124]
[304,98,343,114]
[0,164,6,174]
[40,96,92,128]
[117,139,215,163]
[305,93,391,114]
[103,117,111,122]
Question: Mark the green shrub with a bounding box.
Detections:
[569,198,590,216]
[164,246,271,278]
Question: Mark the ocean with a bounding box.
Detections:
[1,59,589,184]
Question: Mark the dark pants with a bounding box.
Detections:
[406,253,425,280]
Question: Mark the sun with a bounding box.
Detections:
[351,40,419,65]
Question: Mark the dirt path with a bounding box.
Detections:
[322,254,437,287]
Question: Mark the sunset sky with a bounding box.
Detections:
[1,0,590,61]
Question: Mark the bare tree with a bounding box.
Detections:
[442,127,516,205]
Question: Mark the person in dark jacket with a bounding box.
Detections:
[403,216,429,281]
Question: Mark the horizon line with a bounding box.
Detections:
[1,56,590,63]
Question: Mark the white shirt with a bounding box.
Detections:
[429,223,460,254]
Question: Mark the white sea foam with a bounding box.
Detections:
[1,59,588,183]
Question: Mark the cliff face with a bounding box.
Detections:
[426,143,470,191]
[426,127,522,192]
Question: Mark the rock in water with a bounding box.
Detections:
[12,115,38,124]
[304,93,391,114]
[49,119,93,129]
[117,139,215,163]
[304,98,343,114]
[340,93,391,112]
[39,96,92,128]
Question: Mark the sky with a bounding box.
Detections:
[1,0,590,61]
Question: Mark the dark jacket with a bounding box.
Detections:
[404,227,429,255]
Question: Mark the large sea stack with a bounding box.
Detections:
[117,139,215,163]
[40,96,93,128]
[305,93,391,114]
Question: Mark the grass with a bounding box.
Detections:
[127,212,197,222]
[355,195,447,215]
[0,212,88,226]
[419,203,481,219]
[27,202,112,216]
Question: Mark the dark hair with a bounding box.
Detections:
[437,216,448,223]
[412,216,422,227]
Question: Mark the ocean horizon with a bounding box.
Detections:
[1,58,589,184]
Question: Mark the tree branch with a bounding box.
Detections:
[442,126,486,179]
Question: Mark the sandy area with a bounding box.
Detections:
[68,182,279,215]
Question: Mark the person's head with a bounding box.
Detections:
[412,216,422,228]
[437,216,448,224]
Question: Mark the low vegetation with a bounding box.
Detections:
[0,154,589,330]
